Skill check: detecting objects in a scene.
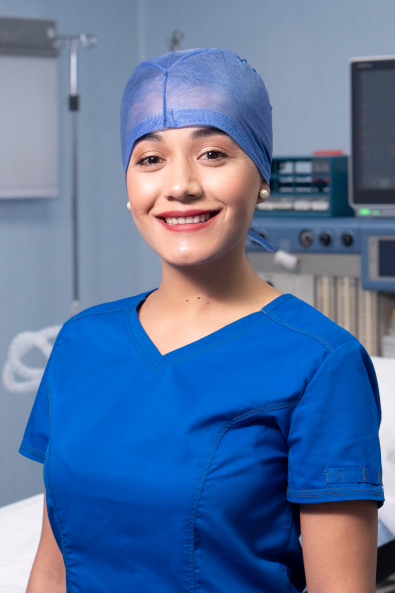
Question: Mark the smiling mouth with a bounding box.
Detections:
[158,211,220,225]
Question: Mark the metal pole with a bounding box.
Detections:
[69,38,80,316]
[55,33,96,317]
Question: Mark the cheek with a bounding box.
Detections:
[211,164,259,218]
[126,174,156,218]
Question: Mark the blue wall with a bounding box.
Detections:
[1,0,395,505]
[142,0,395,156]
[0,0,162,506]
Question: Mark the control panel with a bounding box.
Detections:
[247,217,361,254]
[256,156,353,218]
[247,217,395,291]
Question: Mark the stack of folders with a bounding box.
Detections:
[315,276,378,356]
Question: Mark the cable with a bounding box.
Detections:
[2,326,61,394]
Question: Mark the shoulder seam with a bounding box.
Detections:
[66,306,130,326]
[263,310,335,352]
[65,293,152,326]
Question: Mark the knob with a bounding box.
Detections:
[342,233,353,247]
[299,230,314,248]
[319,232,331,246]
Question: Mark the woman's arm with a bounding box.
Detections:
[26,490,66,593]
[300,500,378,593]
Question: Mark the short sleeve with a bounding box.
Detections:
[19,360,51,464]
[287,340,384,506]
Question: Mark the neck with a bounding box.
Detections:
[154,244,261,309]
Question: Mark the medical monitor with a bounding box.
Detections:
[350,56,395,217]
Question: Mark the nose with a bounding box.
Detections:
[162,159,203,203]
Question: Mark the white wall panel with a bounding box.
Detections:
[0,55,57,198]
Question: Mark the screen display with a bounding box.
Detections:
[379,240,395,277]
[352,60,395,205]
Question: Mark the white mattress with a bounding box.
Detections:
[0,493,43,592]
[0,357,394,592]
[373,357,395,536]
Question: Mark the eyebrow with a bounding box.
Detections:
[190,126,229,140]
[134,131,164,146]
[134,126,229,147]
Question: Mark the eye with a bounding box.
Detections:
[136,155,163,166]
[200,149,228,161]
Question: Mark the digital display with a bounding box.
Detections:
[359,69,395,190]
[352,59,395,206]
[379,240,395,277]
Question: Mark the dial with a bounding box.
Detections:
[319,232,331,246]
[341,233,353,247]
[299,230,314,248]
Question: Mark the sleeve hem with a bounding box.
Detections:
[19,443,46,464]
[287,487,384,508]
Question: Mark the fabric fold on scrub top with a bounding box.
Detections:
[19,293,383,593]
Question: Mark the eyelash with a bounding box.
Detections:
[135,149,228,166]
[135,155,161,166]
[200,149,227,160]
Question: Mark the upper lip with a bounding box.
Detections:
[155,209,219,218]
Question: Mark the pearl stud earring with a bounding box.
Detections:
[259,189,269,200]
[126,202,131,210]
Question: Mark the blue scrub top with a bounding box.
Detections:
[20,292,384,593]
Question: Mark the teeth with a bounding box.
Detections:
[164,213,213,225]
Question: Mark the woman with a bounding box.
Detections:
[22,49,383,593]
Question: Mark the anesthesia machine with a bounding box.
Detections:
[247,55,395,357]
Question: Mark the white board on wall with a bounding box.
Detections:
[0,55,58,198]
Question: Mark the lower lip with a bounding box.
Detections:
[156,213,219,232]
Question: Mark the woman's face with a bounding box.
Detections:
[126,125,269,266]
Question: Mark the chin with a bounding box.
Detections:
[165,253,212,267]
[161,243,235,267]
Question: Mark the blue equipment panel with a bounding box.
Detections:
[247,217,395,292]
[257,156,353,218]
[361,224,395,291]
[248,217,361,254]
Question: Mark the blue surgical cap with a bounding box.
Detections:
[120,48,273,183]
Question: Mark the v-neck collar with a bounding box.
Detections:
[126,291,294,372]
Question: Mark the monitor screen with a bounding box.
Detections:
[379,239,395,277]
[351,58,395,206]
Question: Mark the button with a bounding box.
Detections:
[256,201,276,210]
[311,201,329,211]
[294,200,311,211]
[342,233,353,247]
[299,230,314,248]
[275,201,293,210]
[319,232,331,246]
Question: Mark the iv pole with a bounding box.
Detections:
[56,33,97,316]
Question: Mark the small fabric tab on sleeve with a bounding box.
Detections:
[326,467,382,486]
